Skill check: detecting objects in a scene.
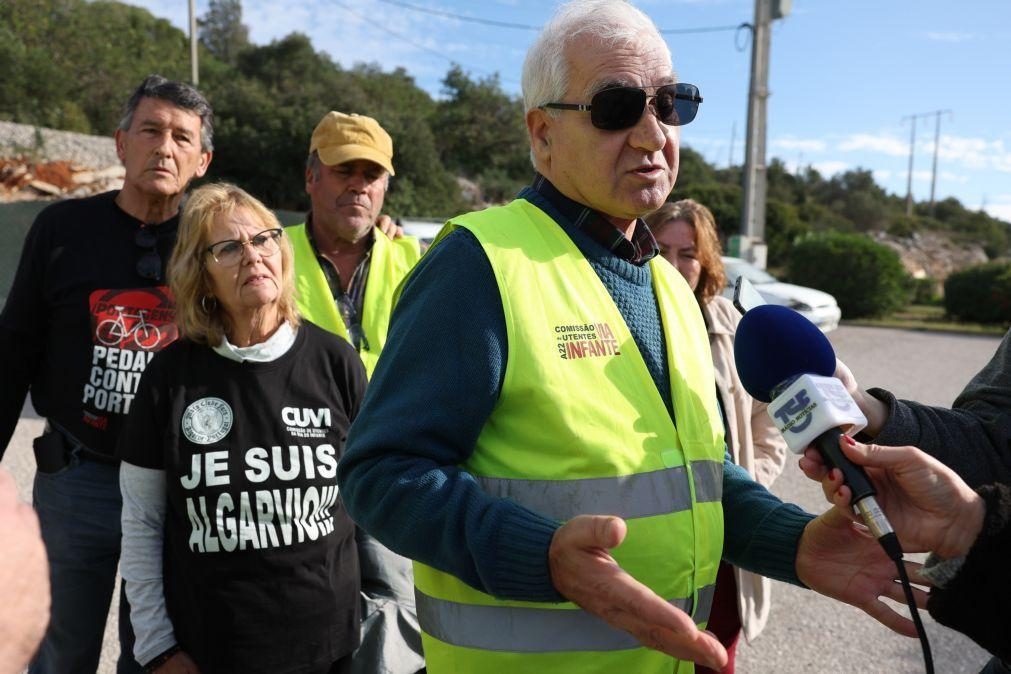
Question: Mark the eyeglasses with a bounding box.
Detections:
[542,82,702,131]
[205,228,284,267]
[135,227,162,282]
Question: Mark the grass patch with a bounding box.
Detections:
[845,304,1008,336]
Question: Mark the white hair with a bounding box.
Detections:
[521,0,671,113]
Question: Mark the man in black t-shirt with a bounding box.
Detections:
[0,75,213,674]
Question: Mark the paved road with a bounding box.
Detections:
[2,325,1003,672]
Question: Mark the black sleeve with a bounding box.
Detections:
[116,350,171,469]
[0,209,53,455]
[926,483,1011,659]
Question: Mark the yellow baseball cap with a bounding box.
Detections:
[309,111,395,176]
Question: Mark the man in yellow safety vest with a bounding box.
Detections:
[288,110,421,376]
[287,111,424,673]
[338,2,924,672]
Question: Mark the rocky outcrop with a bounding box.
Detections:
[0,121,123,201]
[0,120,118,167]
[871,230,990,291]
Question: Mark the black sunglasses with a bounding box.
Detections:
[135,227,162,282]
[542,82,702,131]
[336,294,370,352]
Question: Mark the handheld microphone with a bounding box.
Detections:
[733,305,897,554]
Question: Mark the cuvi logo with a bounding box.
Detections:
[282,407,332,428]
[772,389,814,434]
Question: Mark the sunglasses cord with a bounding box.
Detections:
[878,531,934,674]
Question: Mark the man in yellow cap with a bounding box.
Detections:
[287,111,421,375]
[286,112,424,673]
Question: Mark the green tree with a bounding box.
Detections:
[1,0,194,133]
[432,65,529,202]
[199,0,250,65]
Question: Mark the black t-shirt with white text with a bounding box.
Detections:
[119,322,366,673]
[0,191,180,457]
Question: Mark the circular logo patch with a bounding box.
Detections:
[181,397,233,445]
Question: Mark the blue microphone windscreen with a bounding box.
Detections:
[734,305,837,402]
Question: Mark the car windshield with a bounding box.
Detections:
[724,260,777,284]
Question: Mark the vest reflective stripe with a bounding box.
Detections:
[692,460,724,503]
[477,460,721,521]
[287,223,420,376]
[415,584,717,654]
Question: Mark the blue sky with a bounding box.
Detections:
[125,0,1011,222]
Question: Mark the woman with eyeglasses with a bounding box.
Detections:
[117,183,365,674]
[646,199,788,674]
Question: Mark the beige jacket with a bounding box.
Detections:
[703,295,789,643]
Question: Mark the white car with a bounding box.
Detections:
[721,256,842,332]
[400,219,445,246]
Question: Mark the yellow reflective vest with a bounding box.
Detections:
[287,223,420,375]
[414,199,726,673]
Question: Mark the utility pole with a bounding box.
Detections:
[901,114,917,217]
[737,0,789,269]
[189,0,199,85]
[928,109,952,217]
[901,109,951,218]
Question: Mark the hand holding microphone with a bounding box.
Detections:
[808,438,985,560]
[734,305,899,557]
[734,305,935,671]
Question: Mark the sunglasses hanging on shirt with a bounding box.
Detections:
[542,82,703,131]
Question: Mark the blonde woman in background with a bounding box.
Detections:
[646,199,788,673]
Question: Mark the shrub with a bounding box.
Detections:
[943,262,1011,324]
[786,232,909,318]
[907,277,941,305]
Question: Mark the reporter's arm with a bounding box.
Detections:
[926,483,1011,660]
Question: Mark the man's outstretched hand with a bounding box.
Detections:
[796,505,929,638]
[548,515,727,669]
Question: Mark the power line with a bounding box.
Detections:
[660,23,748,35]
[372,0,744,35]
[333,0,514,83]
[373,0,540,30]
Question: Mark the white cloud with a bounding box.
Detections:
[811,161,849,177]
[935,135,1011,173]
[872,169,892,182]
[984,202,1011,223]
[772,136,827,152]
[837,133,908,157]
[924,31,975,43]
[837,131,1011,175]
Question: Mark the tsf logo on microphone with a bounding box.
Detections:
[767,374,868,454]
[772,390,816,433]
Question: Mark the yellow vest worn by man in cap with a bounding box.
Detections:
[413,199,726,674]
[288,223,420,375]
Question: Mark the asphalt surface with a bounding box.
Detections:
[3,325,1002,673]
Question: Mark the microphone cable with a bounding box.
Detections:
[867,521,935,673]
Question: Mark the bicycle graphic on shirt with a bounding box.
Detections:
[95,306,163,350]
